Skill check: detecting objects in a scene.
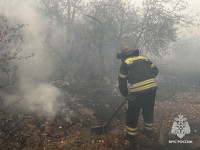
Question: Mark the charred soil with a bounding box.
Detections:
[0,80,200,150]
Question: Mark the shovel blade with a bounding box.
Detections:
[91,125,107,135]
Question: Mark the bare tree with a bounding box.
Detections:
[41,0,85,79]
[136,0,195,56]
[39,0,196,82]
[88,0,194,56]
[0,16,34,87]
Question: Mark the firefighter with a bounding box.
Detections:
[116,46,158,144]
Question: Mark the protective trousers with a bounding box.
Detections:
[126,90,156,142]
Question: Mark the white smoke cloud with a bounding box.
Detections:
[0,0,69,119]
[20,83,61,118]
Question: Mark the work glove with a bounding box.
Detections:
[126,95,135,102]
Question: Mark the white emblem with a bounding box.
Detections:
[171,115,190,139]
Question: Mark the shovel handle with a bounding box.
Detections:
[105,99,126,128]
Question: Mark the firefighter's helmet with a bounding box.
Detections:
[116,46,139,59]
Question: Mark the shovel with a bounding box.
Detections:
[91,99,126,134]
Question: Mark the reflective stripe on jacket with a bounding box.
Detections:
[129,78,157,93]
[118,56,158,95]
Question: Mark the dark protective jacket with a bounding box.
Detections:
[118,56,158,97]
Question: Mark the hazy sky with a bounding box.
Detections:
[131,0,200,38]
[187,0,200,11]
[180,0,200,38]
[133,0,200,38]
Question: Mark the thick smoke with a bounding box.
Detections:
[0,0,68,119]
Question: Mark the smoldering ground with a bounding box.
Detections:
[0,1,200,149]
[0,0,71,120]
[0,0,199,120]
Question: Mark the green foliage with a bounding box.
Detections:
[40,0,195,80]
[88,0,193,56]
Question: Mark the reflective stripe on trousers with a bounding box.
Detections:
[126,126,138,136]
[144,122,154,130]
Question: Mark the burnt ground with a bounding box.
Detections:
[0,79,200,150]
